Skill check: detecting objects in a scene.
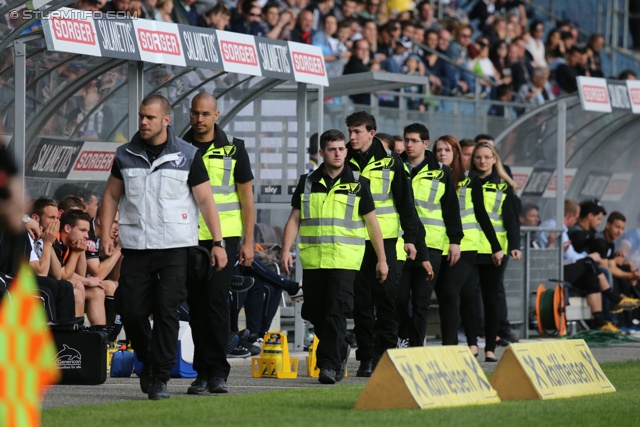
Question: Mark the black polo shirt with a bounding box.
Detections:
[184,124,254,185]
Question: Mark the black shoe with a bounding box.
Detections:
[187,377,209,395]
[227,329,250,354]
[247,333,263,355]
[148,378,170,400]
[345,330,357,347]
[248,332,261,343]
[237,329,250,348]
[336,344,351,381]
[485,353,499,363]
[208,377,228,394]
[284,280,301,296]
[106,323,123,343]
[230,275,255,292]
[227,346,251,358]
[356,360,373,377]
[139,364,152,394]
[319,368,337,384]
[248,344,261,356]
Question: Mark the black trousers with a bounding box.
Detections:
[459,261,480,347]
[187,237,238,380]
[301,269,355,371]
[118,248,188,382]
[36,276,76,323]
[564,258,601,294]
[496,257,512,338]
[476,258,508,353]
[434,251,476,346]
[397,248,442,346]
[353,239,401,361]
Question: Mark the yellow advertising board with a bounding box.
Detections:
[490,339,615,400]
[354,347,500,410]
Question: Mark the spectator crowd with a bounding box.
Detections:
[3,0,636,116]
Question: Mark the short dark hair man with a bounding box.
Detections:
[594,212,640,300]
[182,92,255,395]
[282,129,388,384]
[568,201,640,322]
[29,198,82,322]
[55,209,106,327]
[345,111,422,377]
[100,94,227,400]
[398,122,460,347]
[520,204,539,226]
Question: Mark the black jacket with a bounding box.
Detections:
[346,137,420,246]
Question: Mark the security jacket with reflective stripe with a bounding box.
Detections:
[114,127,199,250]
[346,137,419,244]
[442,171,502,254]
[477,170,520,254]
[184,125,253,240]
[291,164,375,270]
[403,149,463,251]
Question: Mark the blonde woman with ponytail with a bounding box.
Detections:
[469,142,521,363]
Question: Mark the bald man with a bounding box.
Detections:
[183,92,255,394]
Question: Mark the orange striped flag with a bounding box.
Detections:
[0,263,60,427]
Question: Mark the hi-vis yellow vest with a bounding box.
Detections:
[299,176,367,270]
[350,153,398,239]
[479,181,509,254]
[198,136,243,239]
[443,176,480,253]
[413,167,446,251]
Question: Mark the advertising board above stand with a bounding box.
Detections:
[577,76,640,113]
[42,8,328,87]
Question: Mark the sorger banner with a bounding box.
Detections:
[67,141,117,181]
[42,8,328,86]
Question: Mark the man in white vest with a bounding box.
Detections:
[100,94,227,400]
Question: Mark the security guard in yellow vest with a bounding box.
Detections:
[469,142,521,363]
[183,92,255,394]
[374,132,425,272]
[430,136,503,356]
[345,111,422,377]
[397,123,463,348]
[282,129,388,385]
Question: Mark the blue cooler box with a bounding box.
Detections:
[133,321,196,378]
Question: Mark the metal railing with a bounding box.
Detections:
[508,226,564,339]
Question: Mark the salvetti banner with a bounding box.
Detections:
[94,18,140,60]
[42,8,328,86]
[178,25,223,71]
[26,138,85,179]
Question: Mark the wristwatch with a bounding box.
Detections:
[213,240,226,249]
[22,214,30,224]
